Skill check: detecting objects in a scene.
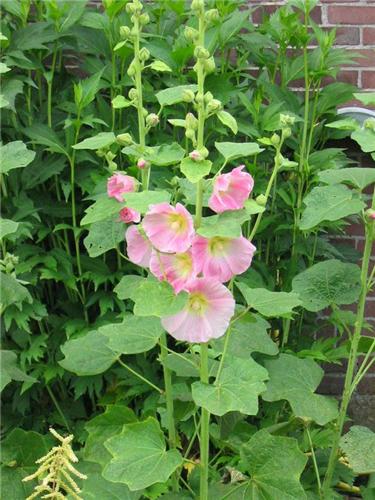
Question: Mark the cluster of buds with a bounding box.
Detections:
[279,113,296,139]
[0,253,19,275]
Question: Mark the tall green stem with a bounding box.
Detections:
[47,46,57,128]
[322,193,374,496]
[199,343,210,500]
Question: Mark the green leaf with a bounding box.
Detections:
[197,209,249,239]
[123,190,171,213]
[73,132,116,150]
[83,218,125,257]
[23,123,68,156]
[80,70,104,109]
[236,283,302,317]
[81,197,123,226]
[292,259,361,312]
[318,167,375,191]
[164,352,218,378]
[59,330,119,375]
[123,143,185,166]
[168,119,186,128]
[354,92,375,106]
[215,142,263,162]
[238,430,307,500]
[217,110,238,134]
[300,184,365,231]
[212,314,278,358]
[351,127,375,153]
[326,118,359,131]
[262,353,338,425]
[103,417,183,490]
[150,60,172,72]
[192,356,268,416]
[130,279,188,317]
[1,272,32,310]
[78,462,142,500]
[0,218,19,239]
[84,405,137,467]
[180,157,212,183]
[156,84,198,106]
[112,95,132,109]
[244,199,265,215]
[100,316,164,354]
[0,141,35,174]
[340,426,375,475]
[0,350,36,392]
[114,275,145,300]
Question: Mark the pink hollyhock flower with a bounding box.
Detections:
[142,202,195,253]
[161,278,235,343]
[119,207,141,224]
[209,165,254,213]
[107,173,137,202]
[125,225,152,267]
[150,250,198,293]
[192,235,256,283]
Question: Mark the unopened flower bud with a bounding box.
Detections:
[184,26,199,42]
[137,157,149,169]
[116,133,133,146]
[256,194,267,206]
[191,0,204,11]
[366,208,375,220]
[364,118,375,131]
[205,9,219,23]
[127,60,136,77]
[185,129,196,140]
[204,91,213,103]
[182,89,195,103]
[194,46,210,59]
[139,47,150,62]
[203,56,215,74]
[207,98,222,113]
[280,113,296,128]
[120,25,131,39]
[146,113,159,127]
[283,127,292,139]
[142,108,148,117]
[199,146,209,159]
[195,92,204,104]
[189,150,203,162]
[128,88,138,100]
[270,133,280,146]
[126,2,137,14]
[139,13,149,25]
[186,112,198,130]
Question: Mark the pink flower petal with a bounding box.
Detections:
[125,225,152,267]
[107,173,137,202]
[209,165,254,213]
[150,249,198,293]
[119,207,141,224]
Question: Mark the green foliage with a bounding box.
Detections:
[236,283,302,317]
[0,141,35,174]
[340,426,375,475]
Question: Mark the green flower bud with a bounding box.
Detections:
[139,47,150,62]
[116,133,133,146]
[279,113,296,128]
[186,112,198,130]
[120,25,131,39]
[189,149,203,161]
[184,26,199,42]
[203,56,215,74]
[142,108,148,117]
[106,151,116,161]
[204,91,213,103]
[126,2,137,14]
[199,146,209,159]
[139,13,149,25]
[256,194,267,206]
[146,113,159,127]
[366,208,375,221]
[128,88,138,100]
[195,92,204,104]
[127,60,136,77]
[207,98,222,113]
[270,133,280,146]
[364,118,375,131]
[96,149,106,158]
[205,8,219,23]
[191,0,204,11]
[185,129,196,140]
[194,46,210,59]
[182,89,195,103]
[282,127,292,139]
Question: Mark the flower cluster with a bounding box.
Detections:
[107,166,255,343]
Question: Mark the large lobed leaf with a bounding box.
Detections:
[0,141,35,174]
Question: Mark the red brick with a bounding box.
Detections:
[362,71,375,90]
[358,375,375,395]
[335,27,360,46]
[343,49,375,68]
[363,28,375,47]
[335,70,359,86]
[327,6,375,25]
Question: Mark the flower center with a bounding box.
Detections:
[174,253,193,278]
[208,237,230,256]
[188,292,208,315]
[168,213,188,233]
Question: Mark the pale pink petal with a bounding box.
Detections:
[161,278,235,343]
[107,173,137,202]
[209,165,254,213]
[143,202,195,253]
[119,207,141,224]
[150,250,197,293]
[125,225,152,268]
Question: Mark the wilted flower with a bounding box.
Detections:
[125,225,152,267]
[150,250,197,293]
[107,173,137,202]
[209,165,254,213]
[192,235,256,282]
[161,278,235,343]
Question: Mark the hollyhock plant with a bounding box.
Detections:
[142,202,195,253]
[107,172,137,202]
[119,207,141,224]
[209,165,254,213]
[150,250,197,293]
[161,278,235,343]
[192,234,256,283]
[125,225,152,267]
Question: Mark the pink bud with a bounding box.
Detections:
[137,158,147,169]
[189,150,202,162]
[119,207,141,224]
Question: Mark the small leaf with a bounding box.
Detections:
[351,127,375,153]
[123,143,185,167]
[0,218,19,239]
[59,330,119,376]
[150,60,172,72]
[112,95,132,109]
[23,123,68,156]
[156,84,198,106]
[354,92,375,106]
[340,426,375,475]
[0,141,35,174]
[180,157,212,183]
[130,279,188,317]
[101,316,164,354]
[217,110,238,134]
[123,190,171,213]
[192,356,268,416]
[81,197,124,226]
[168,119,186,128]
[292,259,361,312]
[262,353,338,425]
[114,275,145,300]
[215,141,263,162]
[80,69,104,109]
[1,350,36,392]
[73,132,116,150]
[83,218,125,257]
[1,272,32,310]
[197,209,249,238]
[236,283,302,317]
[326,118,359,131]
[300,184,365,231]
[103,417,183,490]
[318,167,375,191]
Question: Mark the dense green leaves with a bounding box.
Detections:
[192,356,268,416]
[1,350,35,392]
[103,418,183,490]
[236,283,302,317]
[300,185,365,230]
[262,354,338,425]
[1,272,32,310]
[0,141,35,174]
[215,142,263,162]
[340,426,375,474]
[292,259,361,312]
[0,218,19,239]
